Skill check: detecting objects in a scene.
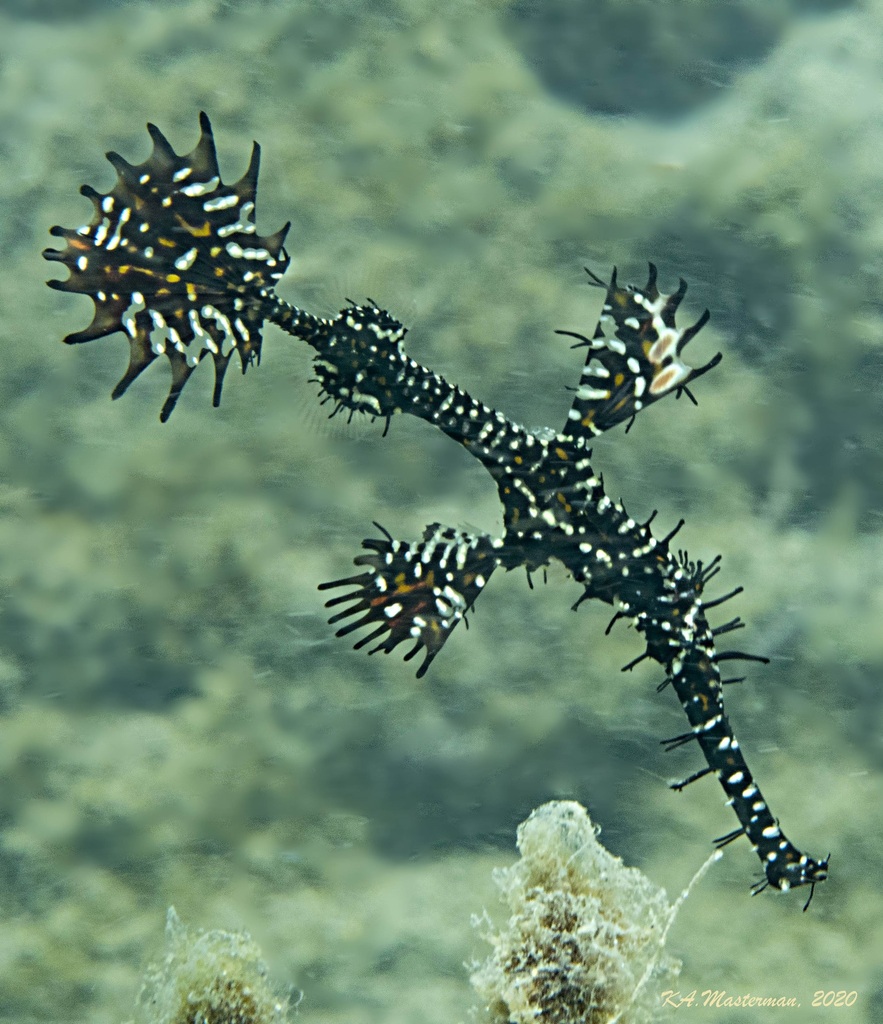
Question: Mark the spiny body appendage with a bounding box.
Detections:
[619,551,829,902]
[43,112,291,420]
[308,304,410,426]
[319,523,500,677]
[557,264,721,437]
[46,115,829,905]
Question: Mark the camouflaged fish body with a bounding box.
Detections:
[44,114,828,904]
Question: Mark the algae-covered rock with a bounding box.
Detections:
[135,908,289,1024]
[472,801,681,1024]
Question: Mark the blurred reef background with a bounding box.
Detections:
[2,0,882,1020]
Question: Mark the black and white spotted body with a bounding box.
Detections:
[44,114,829,903]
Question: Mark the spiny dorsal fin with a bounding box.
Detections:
[557,264,720,437]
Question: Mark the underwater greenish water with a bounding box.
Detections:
[1,0,881,1021]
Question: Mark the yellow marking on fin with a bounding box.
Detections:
[387,568,436,598]
[174,215,212,237]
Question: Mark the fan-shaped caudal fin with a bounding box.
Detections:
[43,112,290,420]
[556,264,721,437]
[318,523,501,677]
